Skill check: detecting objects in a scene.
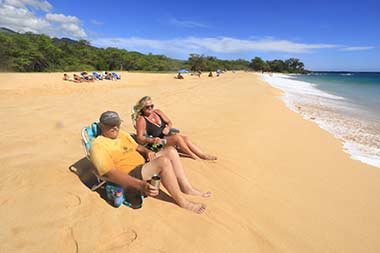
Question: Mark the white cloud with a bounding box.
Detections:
[0,0,86,38]
[3,0,52,11]
[46,13,86,37]
[92,36,339,54]
[90,19,103,25]
[0,3,51,33]
[46,13,79,24]
[184,37,338,53]
[60,23,86,38]
[340,46,374,51]
[168,18,210,28]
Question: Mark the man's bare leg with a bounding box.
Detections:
[156,147,211,198]
[141,156,207,214]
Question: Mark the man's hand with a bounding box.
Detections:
[147,151,156,161]
[141,181,159,197]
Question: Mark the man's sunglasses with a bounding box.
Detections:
[144,104,154,110]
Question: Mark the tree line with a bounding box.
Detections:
[0,29,308,73]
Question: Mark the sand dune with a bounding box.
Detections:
[0,71,379,252]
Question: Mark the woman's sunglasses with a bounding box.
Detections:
[144,104,154,110]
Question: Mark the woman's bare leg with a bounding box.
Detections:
[156,147,211,197]
[182,135,217,160]
[165,135,198,159]
[141,156,207,213]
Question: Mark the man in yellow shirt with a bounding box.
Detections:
[90,111,210,214]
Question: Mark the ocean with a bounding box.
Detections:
[262,72,380,168]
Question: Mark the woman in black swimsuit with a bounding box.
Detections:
[133,96,217,160]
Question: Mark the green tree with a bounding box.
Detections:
[0,29,308,73]
[285,58,305,73]
[249,57,267,71]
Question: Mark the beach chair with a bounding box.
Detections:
[81,122,106,190]
[111,72,121,80]
[81,122,144,208]
[92,72,103,80]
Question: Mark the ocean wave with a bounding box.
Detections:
[262,73,345,100]
[261,73,380,168]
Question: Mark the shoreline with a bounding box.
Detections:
[1,72,380,252]
[261,72,380,168]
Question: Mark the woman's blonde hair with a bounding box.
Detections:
[131,96,152,127]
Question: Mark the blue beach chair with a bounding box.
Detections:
[81,122,144,208]
[81,122,105,190]
[92,72,103,80]
[111,72,121,80]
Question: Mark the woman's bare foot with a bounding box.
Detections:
[203,154,217,160]
[183,188,212,198]
[190,154,199,160]
[179,200,207,214]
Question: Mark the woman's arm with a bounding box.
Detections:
[136,116,161,144]
[155,109,173,135]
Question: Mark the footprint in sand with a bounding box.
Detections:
[63,192,82,209]
[0,198,9,206]
[98,230,138,252]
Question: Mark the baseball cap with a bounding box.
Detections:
[99,111,122,126]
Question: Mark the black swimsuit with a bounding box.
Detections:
[144,112,166,138]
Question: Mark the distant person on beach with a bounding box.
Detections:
[90,111,209,214]
[176,73,184,79]
[105,72,115,81]
[63,73,80,83]
[80,72,95,82]
[208,72,213,77]
[73,74,86,83]
[132,96,217,160]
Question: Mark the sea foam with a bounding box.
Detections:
[261,73,380,168]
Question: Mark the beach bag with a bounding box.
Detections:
[105,182,143,208]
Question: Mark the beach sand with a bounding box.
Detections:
[0,71,379,252]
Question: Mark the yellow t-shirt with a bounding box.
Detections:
[90,130,145,176]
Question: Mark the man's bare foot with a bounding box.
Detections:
[183,188,212,198]
[180,200,207,214]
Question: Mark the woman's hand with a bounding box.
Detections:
[153,137,162,144]
[162,126,170,135]
[147,151,156,161]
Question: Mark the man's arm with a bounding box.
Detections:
[104,168,158,196]
[136,144,156,161]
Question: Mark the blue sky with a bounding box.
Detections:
[0,0,379,71]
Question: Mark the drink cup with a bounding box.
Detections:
[150,174,161,188]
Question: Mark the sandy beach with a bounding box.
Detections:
[1,71,380,252]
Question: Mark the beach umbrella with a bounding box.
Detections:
[177,69,189,73]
